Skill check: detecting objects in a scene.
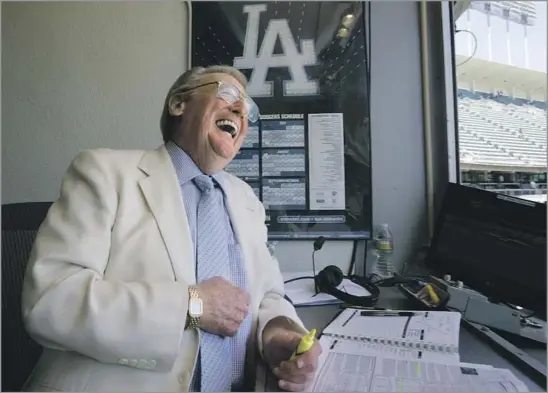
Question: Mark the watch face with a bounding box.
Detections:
[189,299,203,316]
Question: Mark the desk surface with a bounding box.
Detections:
[294,287,546,392]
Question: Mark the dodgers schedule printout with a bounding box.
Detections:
[192,1,373,239]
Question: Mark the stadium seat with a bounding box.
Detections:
[457,90,546,168]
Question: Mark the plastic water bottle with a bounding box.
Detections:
[371,224,395,278]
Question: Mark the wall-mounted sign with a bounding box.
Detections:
[192,2,372,239]
[233,4,320,97]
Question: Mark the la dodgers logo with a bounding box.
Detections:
[233,4,319,98]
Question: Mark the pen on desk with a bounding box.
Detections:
[360,311,417,317]
[290,328,317,361]
[342,305,389,311]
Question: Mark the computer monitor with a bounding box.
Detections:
[426,183,547,319]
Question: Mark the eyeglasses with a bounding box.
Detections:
[174,81,260,123]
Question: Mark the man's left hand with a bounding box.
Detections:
[263,324,322,391]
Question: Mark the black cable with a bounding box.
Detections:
[367,2,371,82]
[368,273,383,284]
[347,240,358,276]
[363,2,372,280]
[282,238,326,286]
[312,250,318,294]
[284,276,314,285]
[373,275,427,287]
[362,240,369,277]
[312,237,326,294]
[455,29,478,67]
[448,4,461,184]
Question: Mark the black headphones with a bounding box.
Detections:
[282,238,427,307]
[314,265,380,307]
[283,237,381,307]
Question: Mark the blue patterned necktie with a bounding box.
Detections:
[193,175,233,392]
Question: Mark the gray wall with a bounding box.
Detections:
[2,1,431,274]
[2,1,186,200]
[368,1,428,273]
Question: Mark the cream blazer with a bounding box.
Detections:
[21,145,305,392]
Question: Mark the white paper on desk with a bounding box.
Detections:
[319,335,460,364]
[283,271,371,306]
[324,308,461,351]
[254,342,494,392]
[309,342,530,392]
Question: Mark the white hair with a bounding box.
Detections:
[160,65,248,142]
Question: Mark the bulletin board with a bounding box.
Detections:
[192,2,373,240]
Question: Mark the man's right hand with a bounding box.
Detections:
[192,276,250,337]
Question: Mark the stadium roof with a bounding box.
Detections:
[456,55,547,94]
[453,0,472,20]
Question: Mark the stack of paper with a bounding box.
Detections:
[307,308,530,392]
[310,344,528,392]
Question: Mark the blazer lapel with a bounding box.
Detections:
[137,146,196,284]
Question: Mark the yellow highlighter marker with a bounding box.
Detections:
[290,328,317,361]
[424,284,440,305]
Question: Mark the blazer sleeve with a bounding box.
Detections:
[250,193,308,357]
[21,150,188,373]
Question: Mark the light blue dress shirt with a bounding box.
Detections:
[166,141,252,391]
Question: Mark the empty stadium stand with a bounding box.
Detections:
[457,89,547,168]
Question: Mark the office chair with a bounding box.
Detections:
[2,202,52,391]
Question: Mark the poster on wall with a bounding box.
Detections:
[192,1,372,239]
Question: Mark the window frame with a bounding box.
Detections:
[442,1,460,183]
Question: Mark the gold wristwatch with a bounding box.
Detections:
[187,286,203,329]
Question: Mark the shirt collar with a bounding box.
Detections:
[165,141,227,191]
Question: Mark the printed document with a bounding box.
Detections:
[307,113,346,210]
[320,335,459,364]
[309,336,529,392]
[323,308,461,354]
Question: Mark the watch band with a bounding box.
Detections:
[187,287,201,329]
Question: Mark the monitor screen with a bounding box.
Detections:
[426,183,547,317]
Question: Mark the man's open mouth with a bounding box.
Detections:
[215,119,239,138]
